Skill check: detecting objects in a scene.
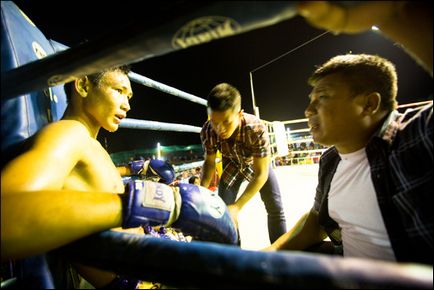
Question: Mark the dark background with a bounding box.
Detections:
[13,1,433,154]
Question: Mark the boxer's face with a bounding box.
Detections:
[208,107,242,139]
[84,70,133,132]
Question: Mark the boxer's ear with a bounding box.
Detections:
[75,76,90,97]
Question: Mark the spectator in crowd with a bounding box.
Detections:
[188,175,201,186]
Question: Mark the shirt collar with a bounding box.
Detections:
[375,110,401,144]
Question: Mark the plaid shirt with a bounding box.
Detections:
[314,103,433,264]
[201,112,270,188]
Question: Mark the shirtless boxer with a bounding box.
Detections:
[1,65,236,287]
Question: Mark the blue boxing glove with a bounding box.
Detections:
[172,184,238,244]
[101,276,139,290]
[128,160,146,176]
[121,181,237,244]
[121,180,181,228]
[146,159,175,184]
[128,159,175,184]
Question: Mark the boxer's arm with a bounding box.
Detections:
[117,165,132,176]
[296,1,432,75]
[1,122,123,260]
[376,2,432,76]
[116,162,143,177]
[200,152,216,188]
[1,190,122,261]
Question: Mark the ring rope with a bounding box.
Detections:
[128,72,207,106]
[119,118,201,133]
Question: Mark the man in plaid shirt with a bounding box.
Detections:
[200,83,287,244]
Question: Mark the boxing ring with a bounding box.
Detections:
[1,1,433,289]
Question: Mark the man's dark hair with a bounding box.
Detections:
[308,54,398,111]
[64,65,131,102]
[207,83,241,112]
[188,175,199,184]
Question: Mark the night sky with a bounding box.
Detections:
[12,1,433,154]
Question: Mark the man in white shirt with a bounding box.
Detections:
[266,1,432,265]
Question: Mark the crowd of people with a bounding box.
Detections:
[115,149,203,168]
[275,141,328,166]
[173,167,202,186]
[1,1,432,288]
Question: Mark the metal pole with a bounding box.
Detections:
[249,72,260,118]
[157,142,161,160]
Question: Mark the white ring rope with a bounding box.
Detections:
[397,100,432,109]
[117,73,206,172]
[119,118,201,133]
[118,72,205,133]
[128,72,207,106]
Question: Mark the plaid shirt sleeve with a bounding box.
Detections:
[200,120,218,155]
[245,117,270,158]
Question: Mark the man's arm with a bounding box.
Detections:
[231,156,269,212]
[226,156,269,227]
[296,1,433,76]
[264,208,327,251]
[200,151,217,188]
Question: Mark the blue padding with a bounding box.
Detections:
[59,230,433,289]
[1,2,68,288]
[1,1,67,165]
[47,39,68,122]
[49,39,69,53]
[15,255,55,289]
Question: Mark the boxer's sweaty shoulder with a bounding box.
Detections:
[1,120,124,194]
[61,122,124,193]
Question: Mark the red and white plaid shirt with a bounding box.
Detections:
[200,112,270,188]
